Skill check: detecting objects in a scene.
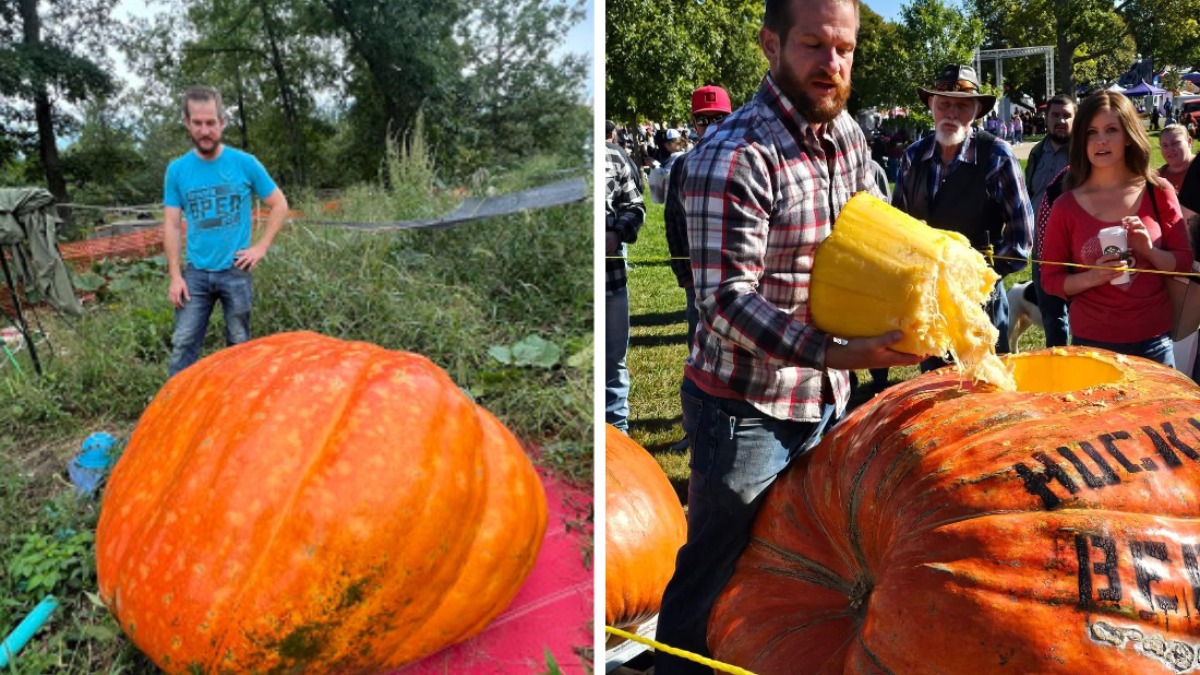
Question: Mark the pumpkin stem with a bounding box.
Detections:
[847,576,872,615]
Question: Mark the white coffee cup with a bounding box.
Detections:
[1097,225,1130,284]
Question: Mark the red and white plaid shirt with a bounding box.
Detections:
[681,73,882,421]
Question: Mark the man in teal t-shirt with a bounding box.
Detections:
[163,86,289,377]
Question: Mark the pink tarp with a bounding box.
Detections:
[388,470,594,674]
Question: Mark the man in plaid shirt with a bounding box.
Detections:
[654,0,923,670]
[605,135,645,432]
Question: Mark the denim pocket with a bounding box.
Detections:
[716,399,767,433]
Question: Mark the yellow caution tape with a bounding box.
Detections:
[604,625,760,675]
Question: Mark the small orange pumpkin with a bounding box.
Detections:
[710,349,1200,674]
[95,331,547,673]
[605,424,687,628]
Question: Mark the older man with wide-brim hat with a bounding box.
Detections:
[917,64,996,117]
[891,63,1034,369]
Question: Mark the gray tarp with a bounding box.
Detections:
[0,188,83,316]
[305,176,589,232]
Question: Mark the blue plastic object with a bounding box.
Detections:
[0,595,58,667]
[67,432,118,497]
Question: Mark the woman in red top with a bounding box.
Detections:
[1041,91,1193,365]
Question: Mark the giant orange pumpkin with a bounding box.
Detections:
[95,331,547,674]
[710,348,1200,674]
[605,424,687,628]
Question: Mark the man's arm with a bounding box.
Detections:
[991,147,1034,276]
[891,145,915,210]
[605,146,645,254]
[163,206,189,308]
[234,188,287,271]
[663,159,692,288]
[1023,141,1037,189]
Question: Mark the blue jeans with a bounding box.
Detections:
[1073,333,1175,367]
[168,266,253,378]
[922,277,1009,371]
[655,378,833,675]
[1033,262,1070,347]
[606,286,631,431]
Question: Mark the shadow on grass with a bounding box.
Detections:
[628,259,674,268]
[631,310,687,328]
[630,415,683,440]
[630,333,688,348]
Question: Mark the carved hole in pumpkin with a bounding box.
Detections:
[1006,353,1123,393]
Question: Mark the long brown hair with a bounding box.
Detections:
[1066,91,1157,190]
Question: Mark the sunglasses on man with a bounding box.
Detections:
[693,114,728,127]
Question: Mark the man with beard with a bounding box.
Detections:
[163,86,289,377]
[894,65,1033,366]
[1025,94,1075,347]
[653,0,924,671]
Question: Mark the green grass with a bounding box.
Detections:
[626,201,1045,499]
[0,139,592,672]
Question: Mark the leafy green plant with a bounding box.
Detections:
[489,334,563,369]
[73,255,168,302]
[7,530,95,598]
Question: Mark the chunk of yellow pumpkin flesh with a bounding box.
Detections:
[811,192,1016,391]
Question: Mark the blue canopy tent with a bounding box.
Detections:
[1121,80,1168,96]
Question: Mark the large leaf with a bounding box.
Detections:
[511,334,561,369]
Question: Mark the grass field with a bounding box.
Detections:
[623,129,1187,498]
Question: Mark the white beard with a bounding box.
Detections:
[935,124,969,148]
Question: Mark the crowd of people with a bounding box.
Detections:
[604,0,1200,669]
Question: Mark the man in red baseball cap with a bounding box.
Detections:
[663,85,733,452]
[690,85,732,121]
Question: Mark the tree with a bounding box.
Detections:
[994,0,1134,96]
[122,0,344,187]
[898,0,984,105]
[852,4,908,115]
[1119,0,1200,76]
[455,0,589,166]
[607,0,765,128]
[606,0,706,126]
[59,95,154,206]
[319,0,465,145]
[0,0,119,208]
[689,0,766,111]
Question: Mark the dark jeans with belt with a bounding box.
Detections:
[655,378,833,674]
[1073,333,1175,367]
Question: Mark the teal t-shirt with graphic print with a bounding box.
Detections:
[163,147,277,271]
